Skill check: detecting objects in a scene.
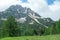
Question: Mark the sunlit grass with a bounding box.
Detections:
[0,34,60,40]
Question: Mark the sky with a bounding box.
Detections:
[20,0,28,3]
[0,0,60,21]
[47,0,55,5]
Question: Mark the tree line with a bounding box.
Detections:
[0,16,60,38]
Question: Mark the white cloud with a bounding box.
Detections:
[0,0,20,11]
[49,1,60,12]
[49,1,60,21]
[0,0,60,21]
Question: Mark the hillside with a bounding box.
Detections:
[1,34,60,40]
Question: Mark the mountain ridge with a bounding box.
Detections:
[0,5,55,28]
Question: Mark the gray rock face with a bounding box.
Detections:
[0,5,54,27]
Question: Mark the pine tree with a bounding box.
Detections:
[2,16,20,37]
[56,19,60,34]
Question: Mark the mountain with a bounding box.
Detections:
[0,5,54,28]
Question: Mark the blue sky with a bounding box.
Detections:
[47,0,55,5]
[21,0,55,5]
[20,0,28,3]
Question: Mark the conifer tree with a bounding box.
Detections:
[2,16,20,37]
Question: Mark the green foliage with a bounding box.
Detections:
[56,19,60,34]
[2,16,20,37]
[44,27,53,35]
[44,23,56,35]
[18,23,34,36]
[0,16,60,38]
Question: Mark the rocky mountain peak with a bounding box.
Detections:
[0,5,54,28]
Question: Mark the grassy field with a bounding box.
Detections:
[0,34,60,40]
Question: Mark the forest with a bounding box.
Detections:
[0,16,60,38]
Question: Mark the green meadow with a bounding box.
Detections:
[0,34,60,40]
